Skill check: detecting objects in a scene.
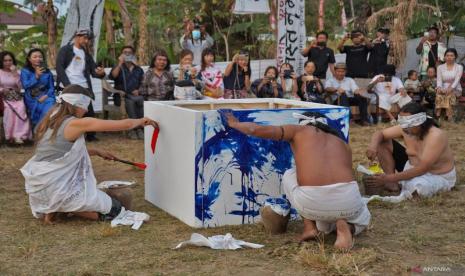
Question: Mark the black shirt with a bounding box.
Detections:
[304,47,335,79]
[368,41,389,76]
[341,45,371,78]
[223,63,250,90]
[428,43,439,68]
[110,63,145,95]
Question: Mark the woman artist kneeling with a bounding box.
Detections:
[20,84,158,223]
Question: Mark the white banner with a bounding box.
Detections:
[233,0,271,14]
[61,0,104,58]
[277,0,306,74]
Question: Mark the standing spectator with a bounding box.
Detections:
[421,66,437,109]
[297,61,325,103]
[404,70,421,103]
[251,66,283,98]
[368,28,390,76]
[325,63,369,125]
[223,51,251,99]
[367,65,410,124]
[20,48,55,129]
[110,46,145,140]
[278,63,298,100]
[198,48,224,98]
[141,51,175,101]
[301,31,335,79]
[337,30,373,89]
[180,20,214,65]
[416,26,446,79]
[56,28,106,142]
[0,51,31,144]
[173,49,202,100]
[436,48,463,120]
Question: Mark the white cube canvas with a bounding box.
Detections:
[144,99,350,227]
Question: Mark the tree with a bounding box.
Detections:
[117,0,133,46]
[137,0,148,65]
[318,0,325,31]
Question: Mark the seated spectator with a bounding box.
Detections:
[173,49,203,100]
[436,48,463,120]
[404,70,421,103]
[251,66,283,98]
[141,51,175,101]
[367,65,411,124]
[198,48,223,98]
[297,61,325,103]
[325,63,370,125]
[223,51,251,99]
[20,48,56,128]
[278,63,299,100]
[180,19,214,65]
[421,66,437,109]
[0,51,31,144]
[110,46,145,140]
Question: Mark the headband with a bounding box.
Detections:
[292,112,328,126]
[397,112,427,129]
[57,93,91,111]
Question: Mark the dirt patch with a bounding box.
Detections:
[1,122,464,275]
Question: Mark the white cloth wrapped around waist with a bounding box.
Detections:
[364,161,456,204]
[20,135,112,218]
[282,169,371,235]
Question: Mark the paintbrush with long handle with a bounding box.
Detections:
[113,158,147,170]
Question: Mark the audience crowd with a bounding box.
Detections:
[0,25,464,144]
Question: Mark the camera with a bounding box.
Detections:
[39,61,47,70]
[283,70,293,79]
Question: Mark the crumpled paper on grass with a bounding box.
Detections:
[97,180,135,189]
[174,233,264,250]
[111,207,150,230]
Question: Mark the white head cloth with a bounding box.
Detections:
[292,112,328,126]
[397,112,427,129]
[57,93,91,111]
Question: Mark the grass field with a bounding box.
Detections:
[1,122,464,275]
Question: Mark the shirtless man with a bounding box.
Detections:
[365,102,456,198]
[222,110,371,250]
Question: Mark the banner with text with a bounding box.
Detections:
[233,0,271,14]
[277,0,306,74]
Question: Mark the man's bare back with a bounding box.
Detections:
[290,126,354,186]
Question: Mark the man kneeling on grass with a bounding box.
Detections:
[222,110,371,250]
[365,102,456,199]
[20,85,159,224]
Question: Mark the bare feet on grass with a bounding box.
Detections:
[43,213,56,225]
[298,218,319,243]
[334,219,354,250]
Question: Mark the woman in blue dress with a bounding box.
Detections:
[20,48,56,128]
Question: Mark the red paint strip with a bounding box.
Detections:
[151,128,159,154]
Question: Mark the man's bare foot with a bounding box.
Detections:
[43,213,56,225]
[334,219,354,250]
[72,211,99,221]
[298,219,319,243]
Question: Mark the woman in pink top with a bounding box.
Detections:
[436,48,463,120]
[198,48,224,98]
[0,51,32,144]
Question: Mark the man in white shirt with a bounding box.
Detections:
[367,64,411,125]
[325,63,370,126]
[56,29,106,141]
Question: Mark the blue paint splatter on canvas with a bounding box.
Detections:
[194,107,349,226]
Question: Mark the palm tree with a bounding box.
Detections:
[366,0,439,67]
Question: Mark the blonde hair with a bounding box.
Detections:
[35,102,77,143]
